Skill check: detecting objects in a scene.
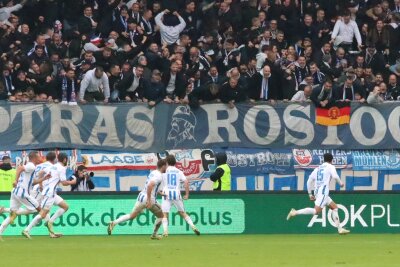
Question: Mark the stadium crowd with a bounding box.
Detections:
[0,0,400,107]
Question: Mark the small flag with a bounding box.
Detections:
[316,102,351,126]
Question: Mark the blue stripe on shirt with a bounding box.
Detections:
[27,171,35,194]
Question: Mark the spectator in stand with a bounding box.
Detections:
[79,66,110,104]
[162,61,186,103]
[367,85,384,104]
[189,83,220,109]
[291,84,312,102]
[379,82,393,101]
[334,74,366,102]
[0,0,399,106]
[311,79,335,107]
[78,5,98,37]
[331,10,362,52]
[219,77,247,109]
[249,65,280,102]
[143,69,165,107]
[57,68,78,105]
[155,9,186,45]
[117,65,147,102]
[388,74,400,100]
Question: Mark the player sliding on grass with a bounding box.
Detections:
[22,153,75,239]
[108,159,167,240]
[160,155,200,237]
[287,153,350,235]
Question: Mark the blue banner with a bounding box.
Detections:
[292,149,352,169]
[352,150,400,171]
[223,148,294,175]
[0,102,400,151]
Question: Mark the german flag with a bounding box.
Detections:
[316,102,351,126]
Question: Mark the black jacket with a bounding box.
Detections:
[210,153,229,191]
[78,16,97,36]
[161,71,187,99]
[70,174,95,192]
[219,82,247,104]
[249,72,280,100]
[311,85,335,107]
[117,71,147,100]
[143,81,166,104]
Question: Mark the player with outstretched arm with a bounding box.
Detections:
[286,153,350,235]
[160,155,200,237]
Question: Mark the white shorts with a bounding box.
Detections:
[162,199,185,213]
[10,193,39,212]
[314,194,333,208]
[41,195,64,210]
[32,190,43,204]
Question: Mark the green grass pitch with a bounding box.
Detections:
[1,234,399,267]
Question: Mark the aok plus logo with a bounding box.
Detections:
[308,204,400,228]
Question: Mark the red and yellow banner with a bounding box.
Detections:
[316,103,351,126]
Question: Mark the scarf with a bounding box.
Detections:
[317,86,332,101]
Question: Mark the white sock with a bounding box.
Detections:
[184,216,195,227]
[3,208,10,213]
[44,214,50,222]
[332,208,342,230]
[162,218,168,233]
[25,215,42,233]
[0,217,11,234]
[153,218,162,235]
[16,208,34,215]
[295,208,316,215]
[114,214,131,225]
[49,208,66,223]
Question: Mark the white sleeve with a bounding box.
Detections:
[177,16,186,33]
[330,165,341,184]
[79,73,90,100]
[151,173,163,184]
[331,20,340,39]
[59,166,67,182]
[102,73,110,98]
[179,171,187,182]
[155,11,166,30]
[307,169,317,195]
[25,163,35,173]
[291,91,301,101]
[7,4,23,13]
[353,21,362,45]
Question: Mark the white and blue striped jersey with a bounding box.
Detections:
[162,166,186,201]
[42,162,66,198]
[32,161,53,194]
[308,162,340,196]
[137,170,163,203]
[12,162,36,198]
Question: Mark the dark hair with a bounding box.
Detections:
[324,153,333,163]
[28,151,39,160]
[77,165,87,172]
[46,151,57,162]
[95,66,104,72]
[343,10,351,17]
[166,155,176,166]
[2,155,10,161]
[57,152,68,163]
[157,159,167,169]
